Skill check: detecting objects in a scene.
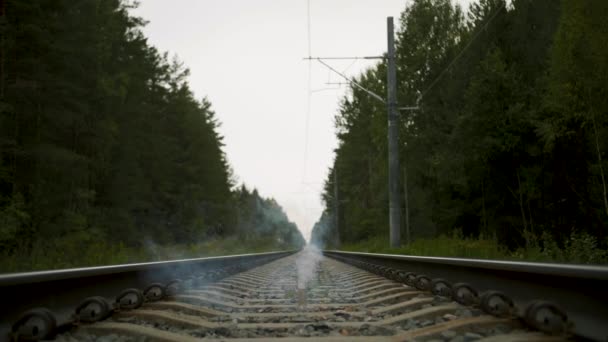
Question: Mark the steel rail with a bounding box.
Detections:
[0,250,294,339]
[323,250,608,341]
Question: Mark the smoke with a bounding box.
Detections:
[310,211,335,249]
[232,187,304,247]
[143,237,161,260]
[295,244,322,289]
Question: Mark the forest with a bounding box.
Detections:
[0,0,304,272]
[311,0,608,263]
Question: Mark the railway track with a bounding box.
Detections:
[3,248,608,341]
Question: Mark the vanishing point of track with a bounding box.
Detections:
[3,249,608,341]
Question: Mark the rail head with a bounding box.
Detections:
[0,250,295,287]
[323,250,608,341]
[0,250,296,339]
[323,250,608,280]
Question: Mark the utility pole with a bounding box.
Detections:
[305,17,406,249]
[334,168,340,247]
[403,166,410,245]
[387,17,401,248]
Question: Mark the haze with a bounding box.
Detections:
[131,0,471,241]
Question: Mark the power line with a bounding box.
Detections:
[418,4,506,101]
[304,62,312,180]
[303,56,384,60]
[315,58,385,104]
[341,59,359,74]
[306,0,312,58]
[302,0,313,183]
[311,87,341,93]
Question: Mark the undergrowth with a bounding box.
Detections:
[0,236,288,273]
[340,230,608,264]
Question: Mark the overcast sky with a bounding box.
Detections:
[131,0,471,241]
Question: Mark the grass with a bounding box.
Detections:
[4,230,605,273]
[341,235,510,260]
[339,231,608,264]
[0,236,293,273]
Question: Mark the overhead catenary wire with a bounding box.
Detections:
[315,58,385,104]
[311,87,341,93]
[303,0,313,183]
[342,58,359,74]
[417,3,506,102]
[306,0,312,59]
[303,56,384,60]
[304,4,506,111]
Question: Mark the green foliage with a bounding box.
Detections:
[342,230,608,265]
[0,194,29,251]
[0,235,295,273]
[342,234,511,260]
[234,185,305,249]
[515,230,608,264]
[563,231,608,264]
[312,0,608,263]
[0,0,303,272]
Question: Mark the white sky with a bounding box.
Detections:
[131,0,471,241]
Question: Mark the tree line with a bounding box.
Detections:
[0,0,303,266]
[312,0,608,256]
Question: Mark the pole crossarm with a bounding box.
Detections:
[314,58,386,104]
[303,56,384,60]
[398,93,422,111]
